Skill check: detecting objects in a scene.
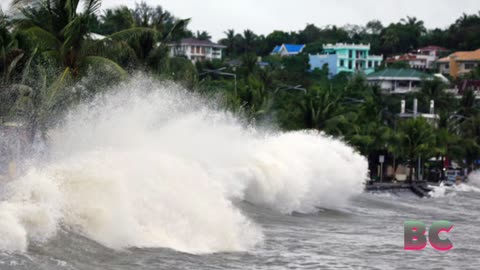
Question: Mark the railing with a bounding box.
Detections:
[390,87,420,94]
[324,43,370,48]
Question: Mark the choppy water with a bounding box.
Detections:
[0,78,479,269]
[1,188,479,270]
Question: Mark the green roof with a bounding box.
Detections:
[367,68,433,79]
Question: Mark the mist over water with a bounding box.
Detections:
[0,77,368,254]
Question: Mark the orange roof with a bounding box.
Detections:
[438,48,480,62]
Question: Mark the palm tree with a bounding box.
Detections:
[12,59,71,142]
[1,9,24,84]
[458,89,478,119]
[224,29,236,57]
[243,29,256,53]
[9,0,134,141]
[1,8,27,120]
[14,0,126,79]
[99,6,135,35]
[418,78,454,114]
[195,31,211,41]
[391,118,436,182]
[433,113,466,180]
[108,3,189,72]
[240,53,257,78]
[459,115,480,171]
[382,28,400,54]
[300,86,346,134]
[400,16,426,49]
[401,16,426,35]
[346,85,394,179]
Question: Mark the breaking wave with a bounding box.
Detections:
[0,77,368,253]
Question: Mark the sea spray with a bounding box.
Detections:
[428,172,480,197]
[0,77,368,253]
[468,171,480,188]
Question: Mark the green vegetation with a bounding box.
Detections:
[2,1,480,180]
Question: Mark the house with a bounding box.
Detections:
[366,68,434,94]
[271,44,306,56]
[387,46,448,70]
[309,43,383,76]
[437,48,480,78]
[169,38,226,63]
[386,54,425,69]
[416,46,449,58]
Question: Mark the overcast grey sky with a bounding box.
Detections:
[2,0,479,41]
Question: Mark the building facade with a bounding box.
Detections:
[437,48,480,78]
[169,38,226,63]
[386,46,448,70]
[366,68,434,94]
[309,43,383,76]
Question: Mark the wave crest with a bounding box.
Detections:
[0,77,367,253]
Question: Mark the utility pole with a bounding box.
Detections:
[200,68,237,97]
[273,85,306,95]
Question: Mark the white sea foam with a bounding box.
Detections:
[429,177,480,198]
[0,77,368,253]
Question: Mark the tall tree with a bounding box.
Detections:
[222,29,236,57]
[417,78,454,114]
[195,31,211,40]
[99,6,134,35]
[108,2,190,71]
[391,118,436,181]
[243,29,256,53]
[14,0,126,78]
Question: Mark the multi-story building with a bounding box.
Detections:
[416,45,449,55]
[309,43,383,76]
[437,48,480,78]
[169,38,226,63]
[386,46,449,70]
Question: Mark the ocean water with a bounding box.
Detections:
[0,78,478,269]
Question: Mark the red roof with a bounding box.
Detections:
[386,53,423,63]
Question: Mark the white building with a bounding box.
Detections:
[169,38,226,62]
[386,46,449,70]
[367,68,435,94]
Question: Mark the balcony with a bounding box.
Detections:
[369,54,383,60]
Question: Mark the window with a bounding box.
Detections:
[348,50,353,58]
[348,60,352,69]
[340,60,344,67]
[398,81,409,88]
[368,61,372,68]
[464,63,476,70]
